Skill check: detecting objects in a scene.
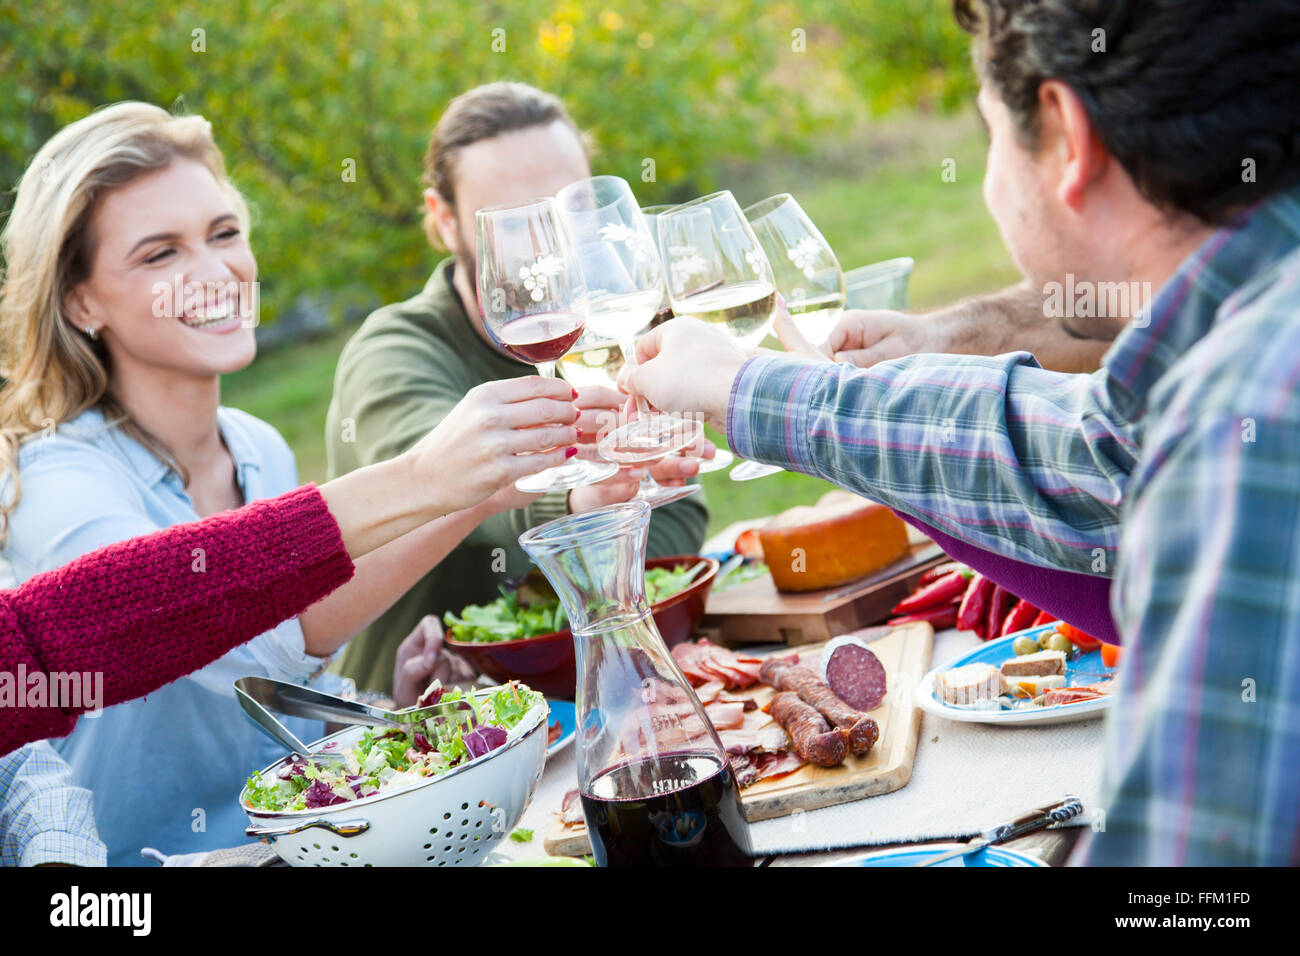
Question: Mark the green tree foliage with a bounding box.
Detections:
[0,0,972,325]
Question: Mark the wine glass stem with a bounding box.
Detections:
[619,338,652,417]
[535,361,556,379]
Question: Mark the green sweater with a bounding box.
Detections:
[326,258,709,693]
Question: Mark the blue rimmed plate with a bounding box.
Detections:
[915,624,1116,726]
[545,698,576,757]
[828,842,1047,867]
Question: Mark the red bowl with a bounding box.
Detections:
[443,555,719,700]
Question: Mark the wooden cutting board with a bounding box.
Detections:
[702,537,946,647]
[543,621,934,857]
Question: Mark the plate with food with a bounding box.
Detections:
[545,698,576,757]
[825,842,1047,867]
[915,622,1119,726]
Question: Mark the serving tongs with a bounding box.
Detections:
[234,676,475,737]
[910,795,1084,867]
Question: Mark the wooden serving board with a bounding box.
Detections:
[543,622,934,858]
[702,536,946,647]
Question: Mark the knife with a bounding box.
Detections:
[911,795,1084,867]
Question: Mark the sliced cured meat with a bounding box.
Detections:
[728,752,758,788]
[715,690,758,711]
[717,709,791,755]
[1042,685,1111,706]
[560,788,584,825]
[693,679,725,704]
[703,701,746,730]
[671,642,715,686]
[752,750,805,783]
[760,658,880,756]
[824,642,888,712]
[764,692,847,767]
[674,639,767,690]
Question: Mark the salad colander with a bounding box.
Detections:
[240,696,549,867]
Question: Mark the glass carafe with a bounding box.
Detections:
[519,501,752,867]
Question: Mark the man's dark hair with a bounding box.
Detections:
[954,1,1300,224]
[423,81,592,209]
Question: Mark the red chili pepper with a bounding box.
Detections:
[999,598,1040,638]
[956,574,993,633]
[1031,610,1057,627]
[888,604,959,629]
[917,562,968,588]
[891,570,968,615]
[983,584,1009,642]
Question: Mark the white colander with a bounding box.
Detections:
[240,698,549,867]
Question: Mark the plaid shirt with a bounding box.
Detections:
[729,187,1300,865]
[0,741,106,867]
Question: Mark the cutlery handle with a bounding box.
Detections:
[245,817,371,839]
[984,795,1084,846]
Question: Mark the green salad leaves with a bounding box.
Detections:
[445,566,698,643]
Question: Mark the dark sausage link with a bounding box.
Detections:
[760,659,880,756]
[765,692,848,767]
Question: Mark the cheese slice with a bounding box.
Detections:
[1002,673,1067,698]
[937,663,1002,706]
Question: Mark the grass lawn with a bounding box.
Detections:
[224,109,1018,537]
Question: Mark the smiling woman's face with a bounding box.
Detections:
[71,157,258,383]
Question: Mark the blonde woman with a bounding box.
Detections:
[0,102,581,865]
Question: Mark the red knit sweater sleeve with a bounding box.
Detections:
[0,483,355,755]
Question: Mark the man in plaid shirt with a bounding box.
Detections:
[624,0,1300,864]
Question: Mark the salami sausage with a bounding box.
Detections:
[764,692,847,767]
[760,659,880,756]
[824,642,888,712]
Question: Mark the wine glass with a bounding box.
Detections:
[744,193,846,352]
[559,329,702,508]
[475,196,620,494]
[641,203,734,475]
[656,190,780,482]
[555,176,704,468]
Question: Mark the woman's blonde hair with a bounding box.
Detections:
[0,101,250,542]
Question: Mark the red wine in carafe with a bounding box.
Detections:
[497,311,584,364]
[580,751,752,867]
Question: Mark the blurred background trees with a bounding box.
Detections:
[1,0,975,326]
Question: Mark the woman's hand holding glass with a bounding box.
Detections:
[403,376,580,516]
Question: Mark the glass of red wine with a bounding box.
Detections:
[519,501,753,867]
[476,197,620,494]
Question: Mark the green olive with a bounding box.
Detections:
[1037,631,1055,650]
[1045,633,1073,654]
[1012,636,1039,656]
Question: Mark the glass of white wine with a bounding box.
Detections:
[559,329,703,509]
[556,176,704,467]
[744,193,846,352]
[641,203,734,475]
[657,190,780,482]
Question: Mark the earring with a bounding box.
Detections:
[84,326,97,340]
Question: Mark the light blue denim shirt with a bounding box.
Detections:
[0,406,344,866]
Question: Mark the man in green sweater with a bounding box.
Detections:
[326,82,709,694]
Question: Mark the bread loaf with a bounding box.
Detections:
[759,492,909,593]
